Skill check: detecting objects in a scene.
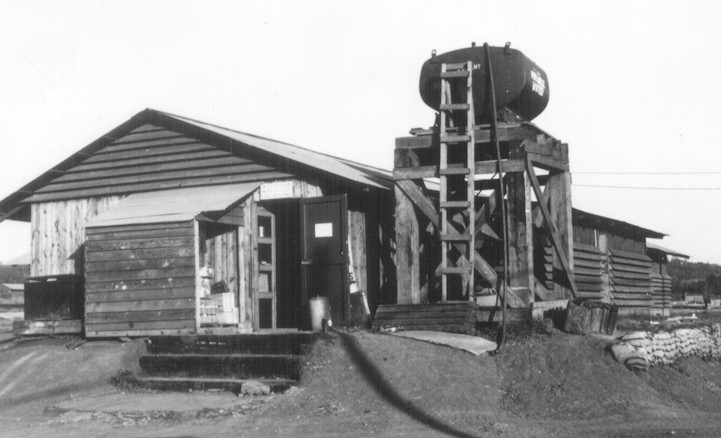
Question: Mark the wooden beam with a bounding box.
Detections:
[394,184,420,304]
[548,169,575,300]
[506,171,534,304]
[395,180,526,308]
[526,157,578,298]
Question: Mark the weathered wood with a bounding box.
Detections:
[506,171,533,302]
[528,158,577,298]
[86,257,195,272]
[86,287,195,303]
[394,184,420,304]
[30,197,124,277]
[69,150,232,173]
[38,163,274,194]
[86,308,196,324]
[86,268,194,283]
[108,129,184,144]
[26,171,293,203]
[86,221,193,235]
[85,236,195,252]
[13,319,82,336]
[85,319,196,335]
[86,227,195,241]
[86,246,195,262]
[59,156,253,183]
[85,277,196,293]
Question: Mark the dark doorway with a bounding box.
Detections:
[301,195,349,325]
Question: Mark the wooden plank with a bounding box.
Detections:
[86,256,195,272]
[86,221,193,235]
[86,297,195,313]
[609,249,652,261]
[85,319,196,334]
[85,328,196,338]
[394,184,420,304]
[108,129,185,144]
[85,308,196,324]
[609,257,652,269]
[574,242,602,254]
[100,137,199,154]
[86,267,194,283]
[82,143,218,163]
[610,264,651,275]
[38,163,274,194]
[506,171,534,295]
[68,150,232,173]
[86,287,195,302]
[86,247,195,263]
[526,158,577,298]
[85,236,195,252]
[26,171,293,203]
[87,227,195,241]
[58,156,253,183]
[13,319,82,336]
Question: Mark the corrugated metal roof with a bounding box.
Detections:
[86,182,259,228]
[161,112,392,190]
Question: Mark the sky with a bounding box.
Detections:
[1,0,720,265]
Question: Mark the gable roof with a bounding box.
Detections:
[0,109,392,223]
[572,207,665,239]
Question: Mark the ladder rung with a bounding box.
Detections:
[439,167,471,176]
[440,134,471,143]
[440,70,470,79]
[439,103,470,111]
[441,233,472,242]
[439,267,472,275]
[440,201,471,209]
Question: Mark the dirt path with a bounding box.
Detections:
[2,329,721,437]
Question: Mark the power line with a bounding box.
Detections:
[574,171,721,175]
[574,184,721,191]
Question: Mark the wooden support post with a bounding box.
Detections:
[394,184,420,304]
[506,171,534,305]
[598,232,612,302]
[547,169,575,299]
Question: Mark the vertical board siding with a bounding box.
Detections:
[30,197,124,277]
[348,210,367,294]
[84,221,196,337]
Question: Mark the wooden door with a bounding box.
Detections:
[255,207,277,329]
[300,195,349,325]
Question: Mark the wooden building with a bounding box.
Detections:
[0,109,395,337]
[646,243,689,315]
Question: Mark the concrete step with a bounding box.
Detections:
[136,376,296,394]
[139,353,303,380]
[146,332,318,356]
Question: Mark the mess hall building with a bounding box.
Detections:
[0,109,395,337]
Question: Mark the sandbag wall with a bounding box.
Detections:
[615,324,721,370]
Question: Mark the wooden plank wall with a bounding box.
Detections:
[204,227,239,297]
[84,221,196,337]
[26,124,292,203]
[542,243,605,300]
[30,197,124,277]
[609,249,653,308]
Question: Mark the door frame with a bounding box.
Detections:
[300,195,350,326]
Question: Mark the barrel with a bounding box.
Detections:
[419,45,549,122]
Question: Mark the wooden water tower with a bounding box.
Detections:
[392,44,578,310]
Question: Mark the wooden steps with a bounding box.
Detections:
[372,302,476,333]
[136,333,318,394]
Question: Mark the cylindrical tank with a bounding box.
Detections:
[419,45,549,122]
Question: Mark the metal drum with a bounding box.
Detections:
[419,45,549,122]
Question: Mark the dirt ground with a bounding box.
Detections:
[2,316,721,437]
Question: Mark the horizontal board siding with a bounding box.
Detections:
[26,170,292,203]
[85,221,197,338]
[572,243,603,299]
[24,123,290,203]
[609,250,652,307]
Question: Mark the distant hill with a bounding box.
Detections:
[0,264,30,283]
[668,258,721,299]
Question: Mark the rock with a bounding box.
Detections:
[240,381,271,396]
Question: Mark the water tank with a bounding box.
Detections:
[419,45,549,122]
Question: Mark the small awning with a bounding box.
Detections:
[86,183,260,228]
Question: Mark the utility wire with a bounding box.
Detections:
[574,171,721,175]
[574,184,721,191]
